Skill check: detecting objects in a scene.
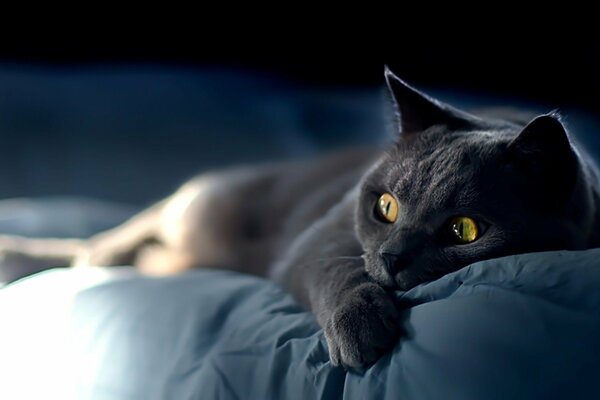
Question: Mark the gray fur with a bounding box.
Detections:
[2,70,599,369]
[272,71,600,368]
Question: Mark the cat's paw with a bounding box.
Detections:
[324,283,399,369]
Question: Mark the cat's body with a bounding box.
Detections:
[2,70,599,369]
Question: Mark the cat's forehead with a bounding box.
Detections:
[381,129,515,212]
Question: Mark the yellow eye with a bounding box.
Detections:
[450,216,479,244]
[376,193,399,223]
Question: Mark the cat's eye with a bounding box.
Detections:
[449,216,479,244]
[376,193,399,223]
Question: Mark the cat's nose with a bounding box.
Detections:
[381,252,401,275]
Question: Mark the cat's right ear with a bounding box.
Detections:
[385,67,475,135]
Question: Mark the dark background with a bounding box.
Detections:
[0,41,597,211]
[2,42,598,111]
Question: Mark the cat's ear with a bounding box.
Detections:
[384,67,475,135]
[507,113,579,196]
[508,113,575,162]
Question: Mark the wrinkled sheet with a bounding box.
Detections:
[1,249,599,399]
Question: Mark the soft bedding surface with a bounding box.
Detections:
[1,249,599,399]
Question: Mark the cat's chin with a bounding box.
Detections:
[364,256,398,288]
[372,275,397,289]
[394,278,418,291]
[367,270,419,292]
[365,258,423,291]
[392,269,430,291]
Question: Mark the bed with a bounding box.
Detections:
[1,249,599,399]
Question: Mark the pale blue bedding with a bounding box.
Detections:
[1,249,599,399]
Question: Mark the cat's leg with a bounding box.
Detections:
[271,190,400,369]
[0,194,200,275]
[0,235,84,264]
[0,167,276,277]
[0,200,162,274]
[77,169,276,275]
[72,201,164,267]
[70,175,229,272]
[0,176,224,273]
[0,235,85,282]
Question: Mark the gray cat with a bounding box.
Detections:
[2,68,599,369]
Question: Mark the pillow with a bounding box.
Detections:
[1,249,599,399]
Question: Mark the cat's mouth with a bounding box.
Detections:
[363,253,398,288]
[364,252,425,291]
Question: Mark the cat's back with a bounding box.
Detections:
[236,146,380,268]
[266,147,380,240]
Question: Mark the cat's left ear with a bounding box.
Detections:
[507,113,579,192]
[507,113,575,163]
[385,67,476,135]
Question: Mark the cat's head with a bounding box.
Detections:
[357,68,592,290]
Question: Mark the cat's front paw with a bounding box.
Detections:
[324,283,399,369]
